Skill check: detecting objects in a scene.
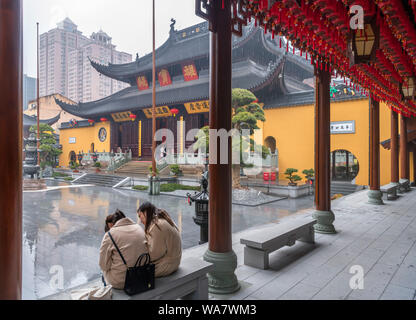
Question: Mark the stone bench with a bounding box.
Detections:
[380,183,398,200]
[398,178,410,193]
[44,257,213,300]
[240,219,317,270]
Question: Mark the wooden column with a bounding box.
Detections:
[391,110,399,183]
[368,98,383,204]
[203,0,239,294]
[400,115,409,180]
[413,148,416,185]
[313,65,335,234]
[0,0,23,300]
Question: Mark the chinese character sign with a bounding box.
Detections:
[184,100,209,114]
[137,76,149,91]
[158,69,172,87]
[143,106,171,118]
[182,63,199,82]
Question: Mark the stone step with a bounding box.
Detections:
[74,174,126,188]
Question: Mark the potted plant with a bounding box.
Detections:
[70,161,80,173]
[284,168,302,186]
[302,169,315,184]
[169,164,182,177]
[94,161,102,173]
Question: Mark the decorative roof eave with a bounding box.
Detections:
[90,21,261,84]
[380,130,416,150]
[23,112,61,128]
[55,59,285,118]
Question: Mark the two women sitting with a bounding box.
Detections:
[99,202,182,289]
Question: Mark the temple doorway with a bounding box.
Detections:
[330,149,359,182]
[264,136,277,153]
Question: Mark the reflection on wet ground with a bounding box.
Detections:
[22,179,313,299]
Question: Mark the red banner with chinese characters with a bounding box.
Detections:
[137,75,149,91]
[157,69,172,87]
[182,62,199,81]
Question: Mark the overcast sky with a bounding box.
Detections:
[23,0,204,77]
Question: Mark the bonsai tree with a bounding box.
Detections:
[284,168,302,186]
[194,89,268,189]
[169,164,182,176]
[29,123,62,169]
[302,169,315,182]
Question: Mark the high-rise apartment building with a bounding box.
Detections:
[23,74,37,110]
[39,18,131,103]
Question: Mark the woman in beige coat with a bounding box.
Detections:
[138,202,182,277]
[99,209,148,289]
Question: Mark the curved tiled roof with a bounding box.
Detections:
[90,21,259,84]
[23,113,61,128]
[56,58,286,118]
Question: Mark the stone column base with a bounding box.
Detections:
[148,176,160,195]
[312,210,336,234]
[368,189,384,205]
[203,249,240,295]
[398,179,410,193]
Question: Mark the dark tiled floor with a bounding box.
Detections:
[22,180,313,299]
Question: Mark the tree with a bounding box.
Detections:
[285,168,302,186]
[194,89,269,189]
[29,124,62,169]
[302,169,315,181]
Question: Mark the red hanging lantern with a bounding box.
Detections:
[100,117,108,122]
[129,114,137,121]
[170,108,179,117]
[88,119,95,125]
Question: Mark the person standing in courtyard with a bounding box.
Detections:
[137,202,182,277]
[99,209,148,289]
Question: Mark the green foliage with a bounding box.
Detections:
[302,169,315,180]
[132,185,149,191]
[193,89,268,169]
[160,183,201,193]
[70,161,80,170]
[169,164,182,176]
[93,162,102,168]
[232,88,257,110]
[148,166,160,175]
[285,168,302,184]
[193,126,210,153]
[52,172,69,178]
[64,177,74,182]
[29,123,62,167]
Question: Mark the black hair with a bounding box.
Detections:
[137,202,178,234]
[104,209,126,232]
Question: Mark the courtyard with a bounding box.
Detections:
[22,180,313,299]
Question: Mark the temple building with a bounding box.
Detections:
[56,21,416,186]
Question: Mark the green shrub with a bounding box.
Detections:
[64,177,74,182]
[148,166,159,175]
[169,164,182,176]
[94,162,102,168]
[160,183,200,193]
[52,172,69,178]
[284,168,302,185]
[133,185,148,191]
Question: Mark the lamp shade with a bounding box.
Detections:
[348,17,379,66]
[402,76,416,99]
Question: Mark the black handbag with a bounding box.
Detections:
[108,232,155,296]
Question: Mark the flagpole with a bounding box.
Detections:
[37,22,40,168]
[152,0,156,176]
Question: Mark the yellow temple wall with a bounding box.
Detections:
[263,98,396,186]
[59,122,111,167]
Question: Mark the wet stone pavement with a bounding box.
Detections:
[22,180,313,300]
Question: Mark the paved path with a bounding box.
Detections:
[183,188,416,300]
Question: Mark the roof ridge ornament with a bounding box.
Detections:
[170,18,176,35]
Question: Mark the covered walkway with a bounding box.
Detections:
[183,188,416,300]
